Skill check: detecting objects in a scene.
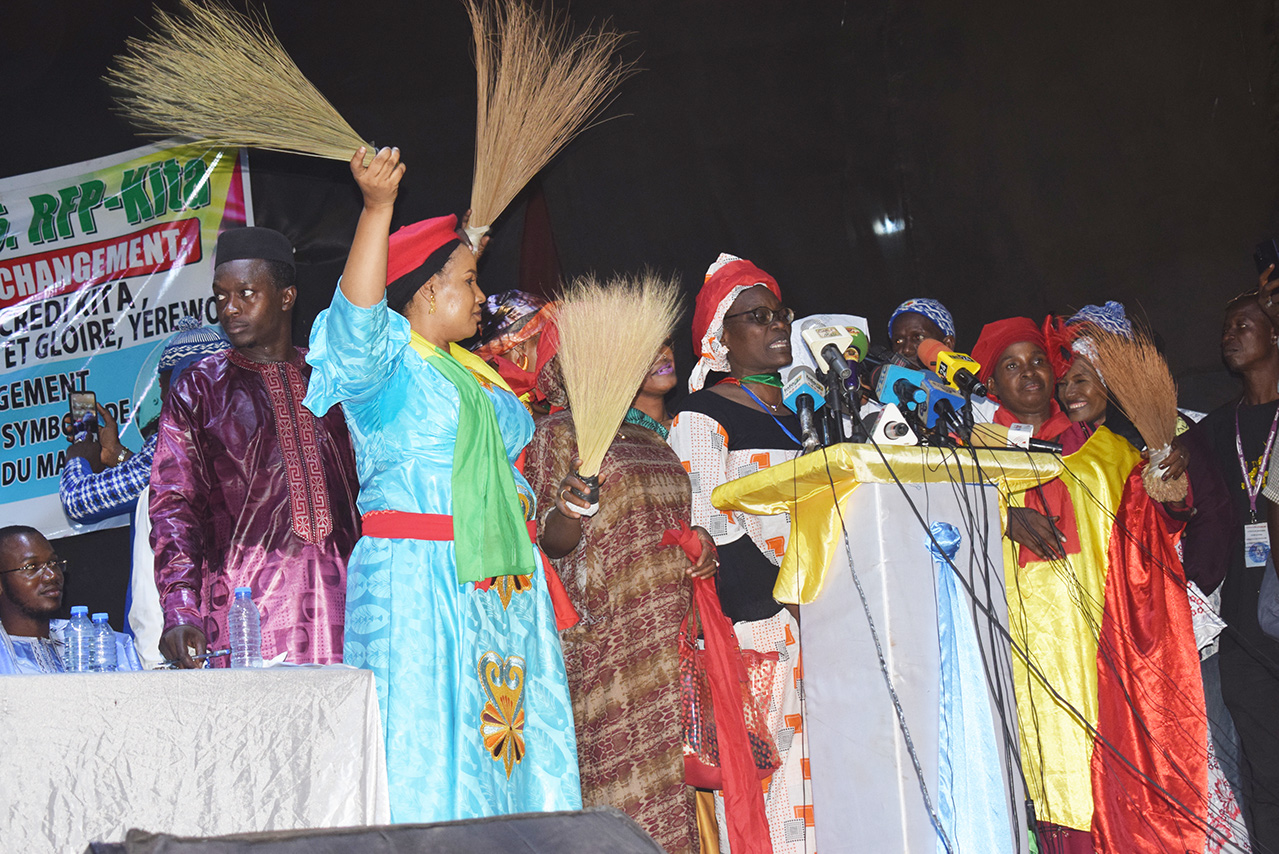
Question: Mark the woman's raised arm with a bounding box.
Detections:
[340,146,406,308]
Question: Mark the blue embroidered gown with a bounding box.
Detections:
[304,288,581,823]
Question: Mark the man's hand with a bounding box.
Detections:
[94,404,126,468]
[159,624,208,669]
[1259,265,1279,330]
[350,146,405,213]
[65,439,105,472]
[687,526,719,579]
[1007,506,1067,560]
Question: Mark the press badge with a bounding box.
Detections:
[1245,522,1271,568]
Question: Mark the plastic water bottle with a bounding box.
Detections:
[228,587,263,668]
[91,612,118,672]
[65,606,95,672]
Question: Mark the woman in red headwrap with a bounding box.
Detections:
[974,315,1238,853]
[303,147,581,823]
[668,253,812,854]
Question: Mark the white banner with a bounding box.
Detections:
[0,141,252,538]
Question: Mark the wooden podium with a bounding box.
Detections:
[713,444,1061,854]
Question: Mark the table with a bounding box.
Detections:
[0,666,389,852]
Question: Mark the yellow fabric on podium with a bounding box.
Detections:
[709,443,1062,604]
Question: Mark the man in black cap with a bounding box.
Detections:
[150,227,361,668]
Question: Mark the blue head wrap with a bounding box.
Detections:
[158,316,230,378]
[888,298,955,340]
[1068,301,1133,337]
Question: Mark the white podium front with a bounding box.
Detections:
[713,444,1061,854]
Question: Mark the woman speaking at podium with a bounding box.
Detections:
[668,253,810,854]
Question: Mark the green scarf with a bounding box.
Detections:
[412,334,536,583]
[738,372,783,387]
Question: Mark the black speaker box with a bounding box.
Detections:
[84,807,666,853]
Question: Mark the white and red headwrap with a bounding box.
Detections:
[688,253,782,392]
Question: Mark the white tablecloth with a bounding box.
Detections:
[0,666,389,852]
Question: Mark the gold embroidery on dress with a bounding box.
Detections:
[467,368,496,391]
[493,573,534,609]
[478,651,526,777]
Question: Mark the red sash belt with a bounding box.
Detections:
[360,510,579,630]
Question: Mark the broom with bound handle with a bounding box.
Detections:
[554,273,681,511]
[1082,328,1189,503]
[106,0,375,165]
[464,0,637,247]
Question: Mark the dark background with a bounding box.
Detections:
[3,0,1277,618]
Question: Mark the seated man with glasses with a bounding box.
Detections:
[0,525,142,674]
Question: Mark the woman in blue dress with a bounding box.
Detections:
[304,147,580,822]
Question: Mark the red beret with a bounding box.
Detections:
[386,214,459,284]
[970,317,1046,384]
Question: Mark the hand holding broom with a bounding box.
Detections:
[339,146,406,310]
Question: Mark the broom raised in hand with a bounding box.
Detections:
[106,0,375,164]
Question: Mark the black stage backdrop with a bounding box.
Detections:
[3,0,1277,613]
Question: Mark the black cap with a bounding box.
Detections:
[214,227,295,270]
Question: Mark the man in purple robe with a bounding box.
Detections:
[150,227,360,668]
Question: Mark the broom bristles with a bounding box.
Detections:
[466,0,637,229]
[1084,328,1179,451]
[555,273,682,477]
[106,0,373,163]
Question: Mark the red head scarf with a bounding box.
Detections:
[689,254,782,392]
[385,215,461,312]
[970,317,1046,386]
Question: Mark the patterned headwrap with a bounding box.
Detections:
[689,253,782,392]
[888,298,955,341]
[472,290,555,361]
[1067,301,1133,337]
[158,316,230,377]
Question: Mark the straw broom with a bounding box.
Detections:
[106,0,374,164]
[465,0,637,245]
[1083,328,1188,502]
[555,273,681,478]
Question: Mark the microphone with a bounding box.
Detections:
[875,364,928,412]
[783,365,827,414]
[920,375,968,430]
[801,323,853,374]
[801,323,870,374]
[823,344,853,381]
[865,402,918,445]
[916,339,990,398]
[796,393,821,453]
[969,422,1064,454]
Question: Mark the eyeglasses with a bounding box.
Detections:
[0,559,68,579]
[722,306,795,326]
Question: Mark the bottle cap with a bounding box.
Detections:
[71,605,88,616]
[92,612,108,622]
[234,586,252,597]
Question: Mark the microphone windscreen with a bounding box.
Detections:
[916,338,946,371]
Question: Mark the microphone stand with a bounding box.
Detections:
[822,369,849,444]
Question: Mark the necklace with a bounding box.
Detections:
[623,407,670,440]
[718,375,783,411]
